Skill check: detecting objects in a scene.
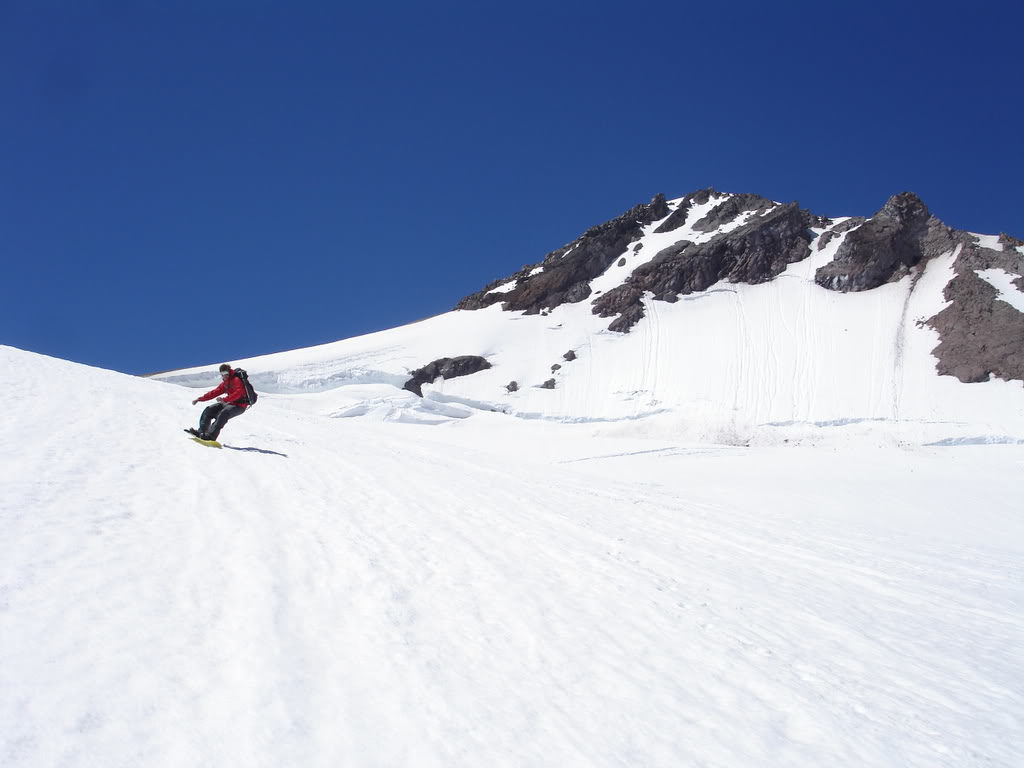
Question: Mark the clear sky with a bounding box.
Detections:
[3,0,1022,375]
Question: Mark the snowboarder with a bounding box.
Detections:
[188,363,251,442]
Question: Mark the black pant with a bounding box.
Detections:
[199,403,246,440]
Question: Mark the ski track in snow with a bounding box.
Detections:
[2,345,1024,767]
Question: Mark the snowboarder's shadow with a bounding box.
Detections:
[222,445,289,458]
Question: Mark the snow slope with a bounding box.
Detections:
[2,344,1023,767]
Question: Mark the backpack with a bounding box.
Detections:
[234,368,258,406]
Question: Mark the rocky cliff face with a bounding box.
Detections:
[814,193,957,291]
[928,234,1024,383]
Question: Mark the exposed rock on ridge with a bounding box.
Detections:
[593,202,817,332]
[927,236,1024,383]
[814,193,956,291]
[652,188,716,234]
[691,193,775,233]
[455,194,671,314]
[816,217,865,251]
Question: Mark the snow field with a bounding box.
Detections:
[2,345,1023,767]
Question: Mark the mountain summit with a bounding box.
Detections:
[456,189,1023,385]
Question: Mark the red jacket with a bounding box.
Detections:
[196,370,250,407]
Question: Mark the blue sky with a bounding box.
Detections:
[2,1,1022,374]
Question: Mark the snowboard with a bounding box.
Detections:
[185,428,221,448]
[190,437,222,448]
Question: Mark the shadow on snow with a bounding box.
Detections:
[222,445,289,458]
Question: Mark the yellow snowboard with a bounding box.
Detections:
[189,436,222,448]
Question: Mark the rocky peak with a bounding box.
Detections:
[814,192,955,291]
[652,187,718,234]
[879,191,931,222]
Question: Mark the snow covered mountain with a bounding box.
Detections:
[157,188,1024,445]
[3,189,1023,767]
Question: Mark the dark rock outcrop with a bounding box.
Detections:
[403,356,491,397]
[817,217,866,251]
[563,350,577,361]
[455,194,671,314]
[691,193,775,233]
[540,378,556,389]
[815,193,956,291]
[927,237,1024,383]
[593,202,817,332]
[1001,235,1024,292]
[652,187,716,234]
